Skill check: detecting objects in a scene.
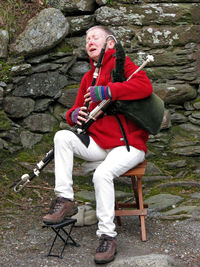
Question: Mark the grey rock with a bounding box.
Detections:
[10,64,32,75]
[143,176,172,183]
[145,194,184,212]
[109,254,176,267]
[58,88,79,108]
[68,15,95,35]
[49,0,96,14]
[96,3,197,27]
[0,29,9,58]
[184,101,195,111]
[75,190,133,203]
[146,162,163,175]
[59,56,77,75]
[137,25,200,48]
[20,131,43,148]
[159,181,200,188]
[0,137,8,150]
[59,121,71,130]
[179,123,200,136]
[191,111,200,119]
[171,146,200,156]
[23,113,57,133]
[165,160,187,169]
[193,101,200,110]
[191,193,200,199]
[0,81,7,87]
[0,87,3,105]
[68,61,90,82]
[13,72,68,99]
[53,56,75,64]
[79,161,101,175]
[188,115,200,126]
[153,83,197,105]
[171,112,188,124]
[162,206,200,216]
[3,97,35,119]
[96,0,107,6]
[32,63,61,73]
[10,8,69,56]
[12,76,27,85]
[34,98,54,112]
[111,26,134,49]
[0,129,21,144]
[27,54,49,64]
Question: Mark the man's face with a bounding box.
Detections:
[86,28,114,62]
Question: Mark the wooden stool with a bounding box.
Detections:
[115,160,148,241]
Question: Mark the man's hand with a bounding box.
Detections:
[71,106,88,125]
[84,87,92,104]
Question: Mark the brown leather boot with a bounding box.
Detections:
[94,234,117,264]
[43,197,78,224]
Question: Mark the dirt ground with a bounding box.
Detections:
[1,203,200,267]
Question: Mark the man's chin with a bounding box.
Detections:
[91,55,99,62]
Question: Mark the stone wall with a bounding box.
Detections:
[0,0,200,175]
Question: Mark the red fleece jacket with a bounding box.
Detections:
[66,49,153,153]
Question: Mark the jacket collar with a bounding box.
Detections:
[89,49,116,69]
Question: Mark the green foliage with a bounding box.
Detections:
[106,0,113,4]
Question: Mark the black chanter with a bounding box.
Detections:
[11,35,154,193]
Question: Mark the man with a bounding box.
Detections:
[43,25,153,264]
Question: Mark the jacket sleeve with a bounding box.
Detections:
[108,56,153,101]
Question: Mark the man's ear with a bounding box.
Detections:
[107,40,115,49]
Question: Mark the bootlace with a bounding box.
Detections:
[96,235,114,253]
[49,198,66,214]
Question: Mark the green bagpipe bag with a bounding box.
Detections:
[109,92,165,135]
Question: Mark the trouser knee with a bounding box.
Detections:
[54,130,74,146]
[54,130,65,143]
[92,167,114,187]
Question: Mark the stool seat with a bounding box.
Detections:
[115,160,148,241]
[43,218,80,258]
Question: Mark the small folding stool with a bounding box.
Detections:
[43,218,80,259]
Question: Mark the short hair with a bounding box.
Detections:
[86,25,116,38]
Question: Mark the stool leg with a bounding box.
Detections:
[137,177,147,241]
[47,228,60,257]
[131,175,139,209]
[46,222,80,259]
[57,223,80,258]
[62,223,80,247]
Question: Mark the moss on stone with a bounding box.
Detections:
[0,111,12,131]
[169,125,197,142]
[63,84,80,90]
[0,60,12,82]
[191,97,200,104]
[55,41,74,53]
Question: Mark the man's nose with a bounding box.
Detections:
[88,39,94,45]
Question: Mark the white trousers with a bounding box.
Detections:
[54,130,145,237]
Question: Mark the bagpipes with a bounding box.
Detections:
[11,35,163,193]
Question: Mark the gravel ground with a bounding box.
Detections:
[1,206,200,267]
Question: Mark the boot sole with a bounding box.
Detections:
[94,250,117,264]
[43,206,78,225]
